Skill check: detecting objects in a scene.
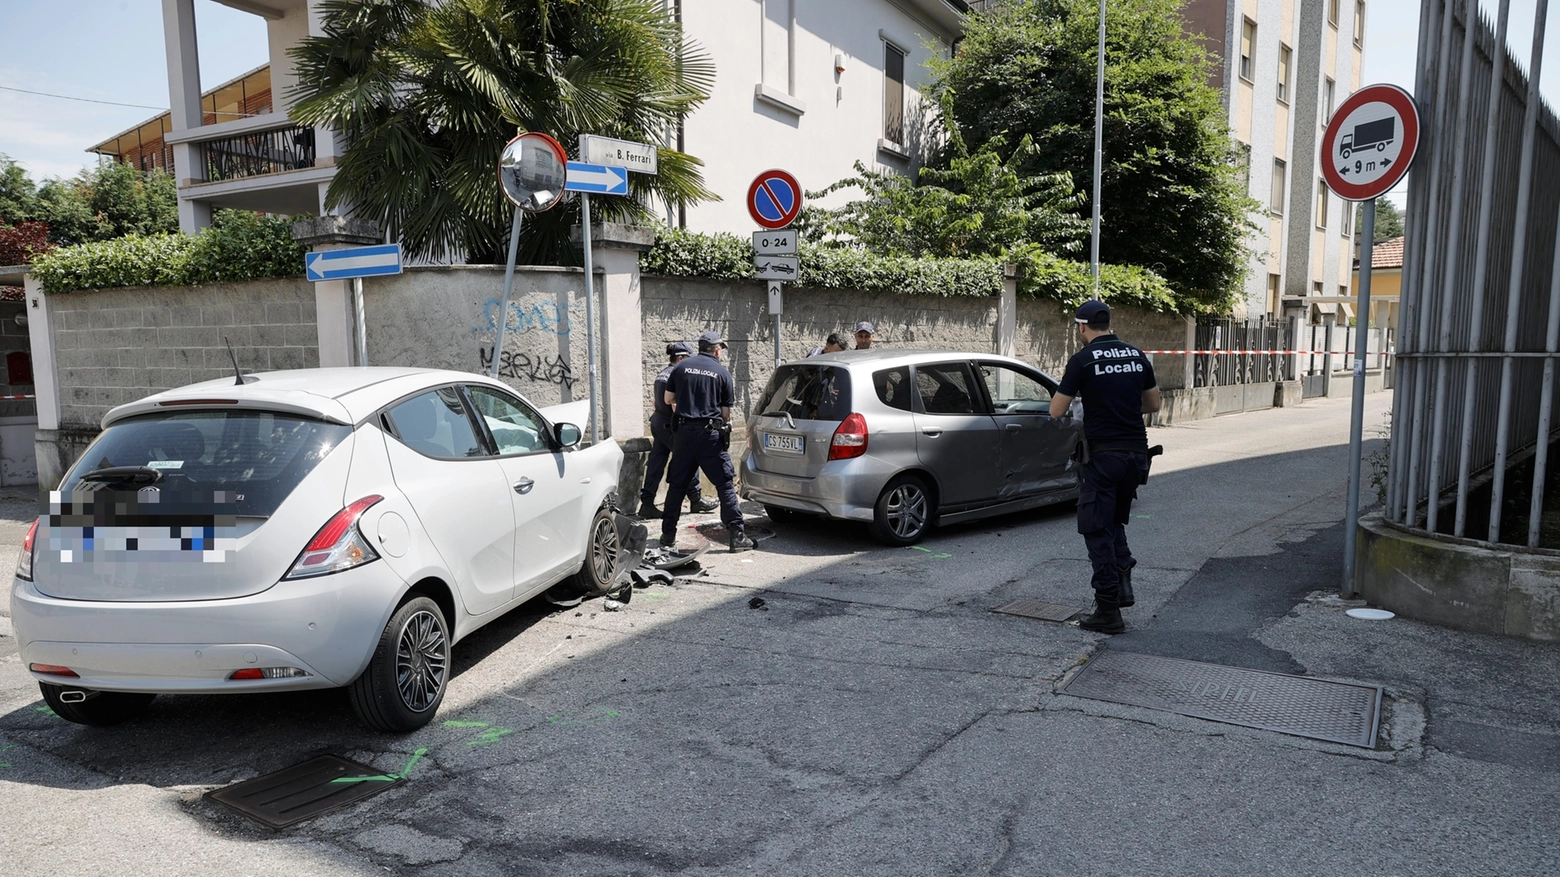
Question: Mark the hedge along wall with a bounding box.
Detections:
[640,275,1191,428]
[46,278,319,430]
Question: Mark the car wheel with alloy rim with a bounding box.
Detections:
[870,474,933,546]
[349,595,449,732]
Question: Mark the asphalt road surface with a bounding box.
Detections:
[4,391,1559,876]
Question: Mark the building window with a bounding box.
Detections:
[1342,202,1354,236]
[1268,274,1282,314]
[1324,78,1336,122]
[884,42,905,145]
[1277,45,1292,103]
[1313,281,1324,296]
[1329,0,1340,26]
[1354,1,1366,45]
[1317,183,1329,230]
[1240,18,1257,82]
[1236,141,1252,194]
[1271,158,1287,214]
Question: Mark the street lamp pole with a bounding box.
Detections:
[1090,0,1107,300]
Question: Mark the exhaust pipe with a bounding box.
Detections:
[58,689,91,703]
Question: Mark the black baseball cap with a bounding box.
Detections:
[1075,300,1111,327]
[697,330,727,350]
[666,341,693,357]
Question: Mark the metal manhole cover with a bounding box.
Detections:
[993,599,1084,622]
[205,755,402,829]
[1059,651,1383,748]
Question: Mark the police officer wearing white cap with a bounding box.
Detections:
[1048,300,1162,634]
[662,331,754,552]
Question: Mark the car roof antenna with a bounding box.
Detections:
[224,336,244,386]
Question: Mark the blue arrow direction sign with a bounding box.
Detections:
[305,244,402,282]
[565,162,629,195]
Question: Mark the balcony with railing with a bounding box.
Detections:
[200,123,317,183]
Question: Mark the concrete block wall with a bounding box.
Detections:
[46,279,319,430]
[363,265,588,409]
[641,275,1194,426]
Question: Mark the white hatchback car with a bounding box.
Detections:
[10,368,623,732]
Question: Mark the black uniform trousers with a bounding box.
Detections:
[641,413,702,507]
[1076,450,1151,597]
[661,422,744,544]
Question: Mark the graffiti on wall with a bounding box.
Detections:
[471,298,572,337]
[478,346,576,390]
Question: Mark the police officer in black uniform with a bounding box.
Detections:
[662,331,755,553]
[1049,301,1162,634]
[639,342,717,519]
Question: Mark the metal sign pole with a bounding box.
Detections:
[581,192,600,443]
[352,277,368,366]
[1343,200,1376,596]
[490,206,524,380]
[770,281,783,366]
[1089,0,1106,300]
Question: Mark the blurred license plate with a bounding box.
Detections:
[763,433,804,454]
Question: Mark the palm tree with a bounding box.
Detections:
[288,0,715,264]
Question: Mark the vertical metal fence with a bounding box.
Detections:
[1389,0,1559,547]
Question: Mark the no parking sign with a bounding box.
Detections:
[747,169,803,230]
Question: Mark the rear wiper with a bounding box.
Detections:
[79,466,165,485]
[762,411,798,430]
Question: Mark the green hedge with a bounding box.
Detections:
[641,227,1179,313]
[30,210,306,294]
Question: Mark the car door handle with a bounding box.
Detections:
[921,428,943,437]
[1004,423,1022,433]
[513,478,534,494]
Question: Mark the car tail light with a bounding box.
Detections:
[828,413,869,461]
[16,518,38,582]
[283,496,383,580]
[229,667,310,680]
[30,664,78,677]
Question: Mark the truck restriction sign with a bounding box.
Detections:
[1321,83,1420,202]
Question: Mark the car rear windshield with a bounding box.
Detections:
[756,364,853,422]
[60,410,352,517]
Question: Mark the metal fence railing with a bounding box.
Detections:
[1192,317,1294,388]
[200,125,317,183]
[1389,0,1560,547]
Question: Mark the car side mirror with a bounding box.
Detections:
[553,422,582,448]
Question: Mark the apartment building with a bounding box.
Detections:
[1187,0,1366,320]
[123,0,969,237]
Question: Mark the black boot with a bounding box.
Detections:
[1117,564,1135,608]
[690,497,719,513]
[1079,593,1125,634]
[729,530,756,552]
[638,500,662,519]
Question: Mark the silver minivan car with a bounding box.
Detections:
[739,350,1084,544]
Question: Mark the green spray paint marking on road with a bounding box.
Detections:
[443,720,490,729]
[910,546,953,559]
[0,742,14,768]
[470,727,514,746]
[329,747,427,784]
[35,705,54,716]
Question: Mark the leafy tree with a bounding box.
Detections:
[800,114,1089,260]
[932,0,1256,311]
[0,155,40,224]
[289,0,715,265]
[12,161,178,247]
[1356,197,1404,240]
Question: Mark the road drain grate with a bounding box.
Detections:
[993,599,1085,623]
[205,755,402,829]
[1059,650,1383,748]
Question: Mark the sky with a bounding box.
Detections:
[0,0,1554,190]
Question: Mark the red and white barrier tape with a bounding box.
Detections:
[0,394,35,399]
[1138,350,1390,356]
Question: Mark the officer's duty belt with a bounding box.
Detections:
[677,417,722,429]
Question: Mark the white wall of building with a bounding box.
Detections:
[678,0,957,233]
